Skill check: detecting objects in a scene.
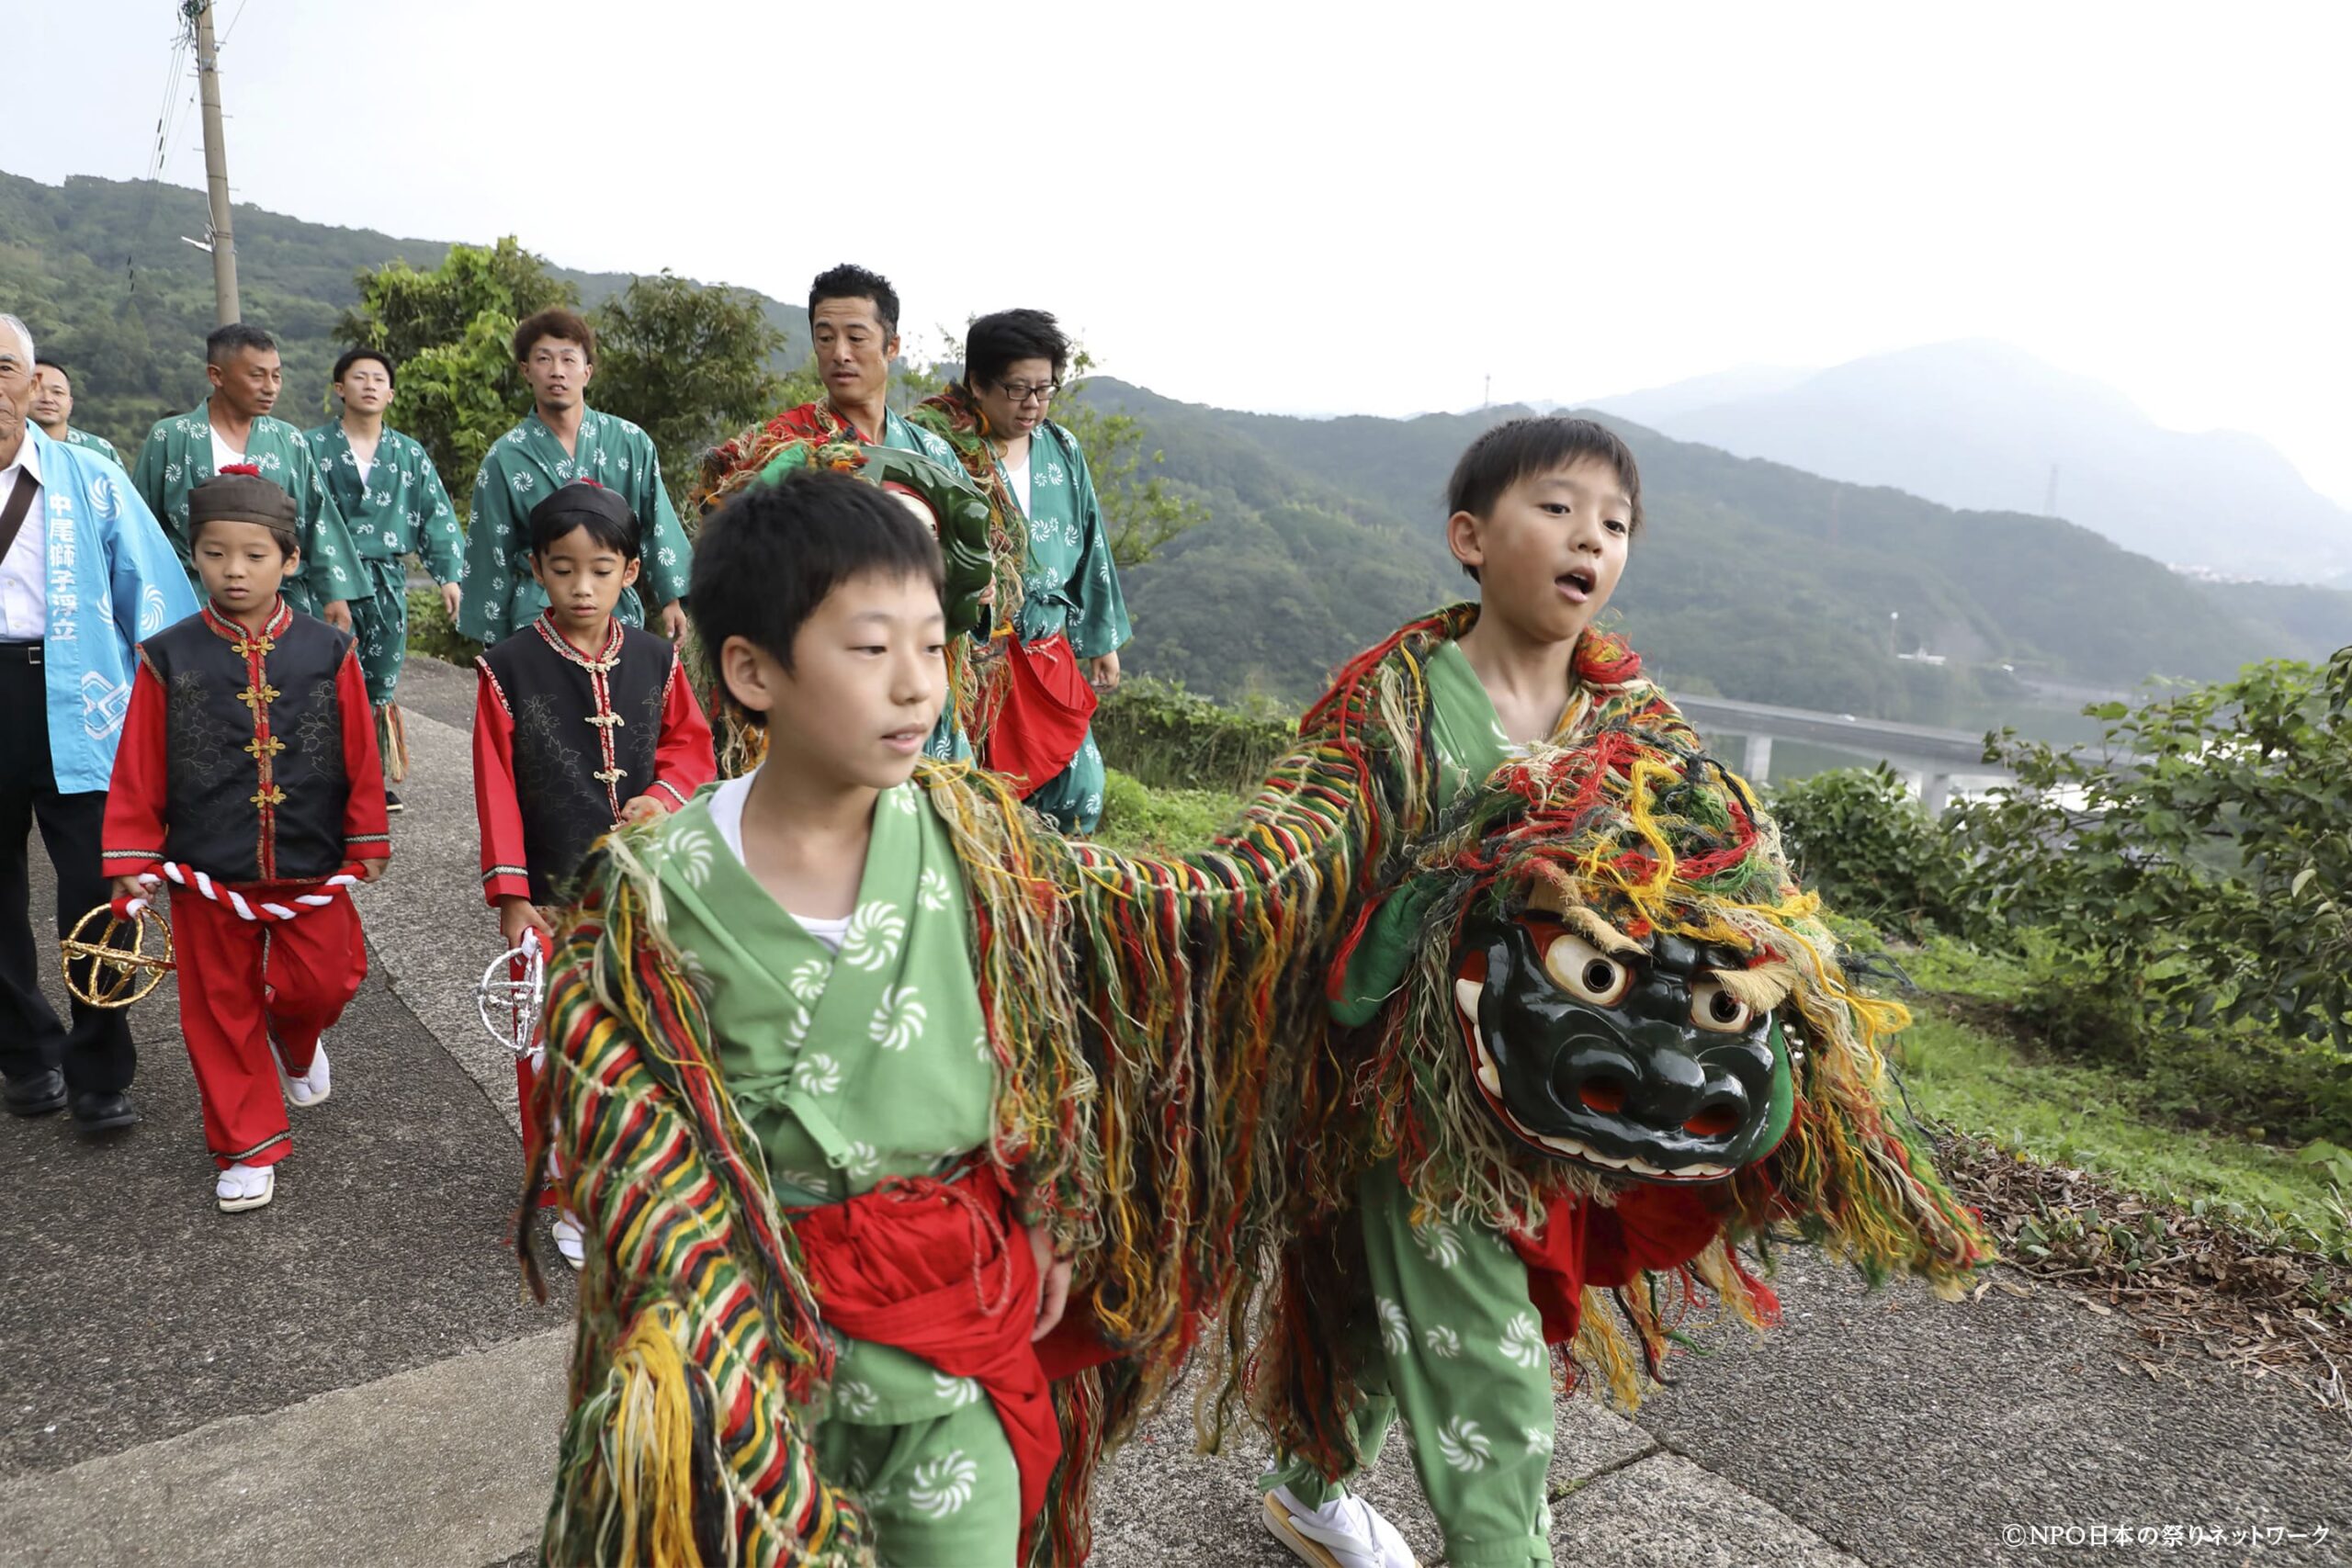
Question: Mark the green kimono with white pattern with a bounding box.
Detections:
[63,427,123,468]
[128,400,375,617]
[879,407,972,766]
[456,409,692,647]
[650,779,1018,1562]
[996,421,1129,834]
[1270,640,1563,1568]
[877,405,961,473]
[301,421,463,705]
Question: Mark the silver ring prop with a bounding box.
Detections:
[477,935,548,1060]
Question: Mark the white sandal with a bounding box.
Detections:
[216,1161,276,1213]
[274,1035,332,1109]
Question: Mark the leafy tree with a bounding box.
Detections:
[335,238,573,503]
[1949,647,2352,1050]
[586,271,786,510]
[1057,346,1207,570]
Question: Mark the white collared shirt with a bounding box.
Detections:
[0,434,48,640]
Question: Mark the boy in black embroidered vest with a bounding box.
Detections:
[471,480,714,1264]
[472,479,715,944]
[100,467,390,1214]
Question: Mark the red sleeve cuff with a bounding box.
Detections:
[483,868,532,905]
[100,852,164,880]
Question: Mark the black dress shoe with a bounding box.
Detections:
[384,788,403,814]
[5,1068,66,1117]
[70,1090,139,1133]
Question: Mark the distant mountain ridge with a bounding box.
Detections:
[1095,384,2352,716]
[1589,340,2352,584]
[7,166,2347,719]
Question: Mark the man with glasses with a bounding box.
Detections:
[456,308,691,648]
[910,310,1129,832]
[0,312,198,1133]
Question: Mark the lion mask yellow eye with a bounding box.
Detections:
[1542,931,1634,1007]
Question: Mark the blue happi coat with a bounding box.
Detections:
[19,427,198,792]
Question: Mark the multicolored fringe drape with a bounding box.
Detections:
[684,416,1001,778]
[526,601,1988,1565]
[908,382,1035,747]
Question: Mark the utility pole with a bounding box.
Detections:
[190,1,240,325]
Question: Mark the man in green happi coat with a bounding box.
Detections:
[129,323,370,629]
[455,308,691,648]
[29,359,123,468]
[719,265,979,764]
[303,348,464,807]
[910,310,1130,832]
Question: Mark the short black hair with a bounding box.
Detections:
[513,308,595,366]
[690,471,944,676]
[529,489,641,561]
[808,264,899,337]
[206,321,278,365]
[32,355,69,386]
[1447,416,1645,581]
[332,347,395,388]
[965,309,1069,389]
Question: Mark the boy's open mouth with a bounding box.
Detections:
[1557,566,1596,600]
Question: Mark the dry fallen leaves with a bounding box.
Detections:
[1930,1130,2352,1427]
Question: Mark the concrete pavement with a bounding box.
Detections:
[1,651,2343,1567]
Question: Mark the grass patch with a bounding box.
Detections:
[1892,1007,2350,1258]
[1091,768,1248,856]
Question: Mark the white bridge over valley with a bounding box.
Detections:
[1667,693,2011,815]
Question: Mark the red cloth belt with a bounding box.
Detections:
[982,632,1097,799]
[788,1168,1059,1541]
[1506,1182,1731,1344]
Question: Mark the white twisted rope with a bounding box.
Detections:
[121,861,361,923]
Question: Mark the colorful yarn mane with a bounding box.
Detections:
[686,417,1000,777]
[526,602,1987,1565]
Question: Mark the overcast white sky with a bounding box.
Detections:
[17,1,2352,502]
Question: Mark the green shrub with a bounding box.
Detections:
[1950,648,2352,1049]
[406,587,481,667]
[1091,768,1248,855]
[1766,765,1968,936]
[1092,676,1295,795]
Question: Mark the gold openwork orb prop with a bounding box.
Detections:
[61,904,175,1009]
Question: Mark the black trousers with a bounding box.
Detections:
[0,646,135,1095]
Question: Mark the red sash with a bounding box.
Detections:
[788,1168,1060,1540]
[982,632,1097,799]
[1506,1183,1731,1343]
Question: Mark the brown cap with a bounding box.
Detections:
[187,465,299,544]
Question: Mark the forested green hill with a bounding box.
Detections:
[0,170,809,451]
[8,166,2344,720]
[1091,383,2335,715]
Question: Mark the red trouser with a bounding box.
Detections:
[170,888,365,1169]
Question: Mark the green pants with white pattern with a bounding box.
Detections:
[817,1398,1019,1566]
[1268,1164,1557,1567]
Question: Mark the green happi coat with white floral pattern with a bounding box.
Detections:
[1264,637,1577,1568]
[129,400,375,617]
[302,421,463,705]
[457,409,693,647]
[650,775,1020,1561]
[975,418,1129,834]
